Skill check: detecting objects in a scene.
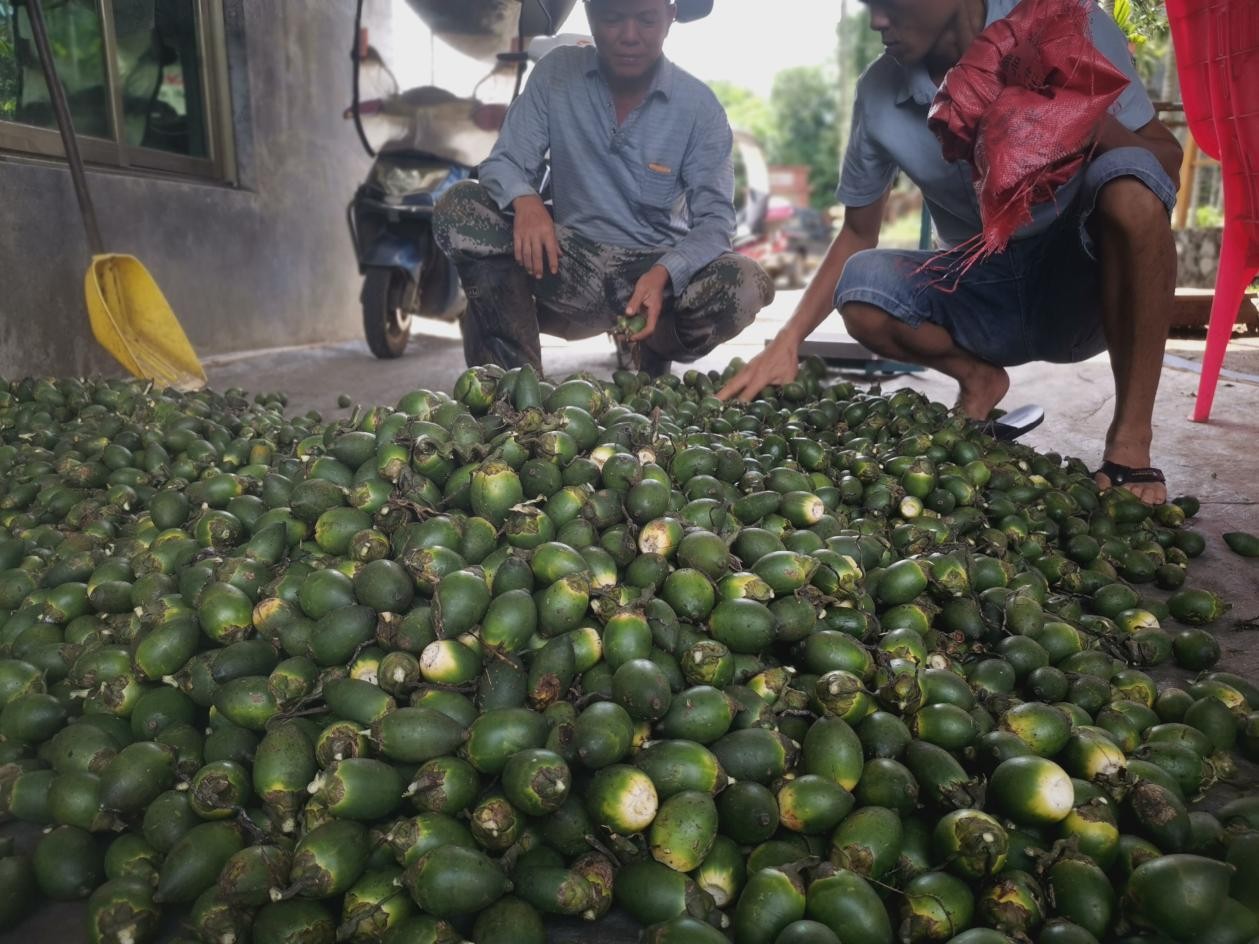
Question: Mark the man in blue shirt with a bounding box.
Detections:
[434,0,773,376]
[720,0,1182,505]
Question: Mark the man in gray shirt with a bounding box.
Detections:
[721,0,1182,505]
[434,0,773,376]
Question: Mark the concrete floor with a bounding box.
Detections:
[4,291,1259,944]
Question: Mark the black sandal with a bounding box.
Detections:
[1094,460,1166,489]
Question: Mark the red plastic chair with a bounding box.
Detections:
[1166,0,1259,422]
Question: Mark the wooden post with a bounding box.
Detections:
[1175,135,1198,230]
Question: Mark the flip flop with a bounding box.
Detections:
[971,404,1045,442]
[1093,460,1166,489]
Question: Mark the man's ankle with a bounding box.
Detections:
[1105,426,1154,454]
[639,347,673,379]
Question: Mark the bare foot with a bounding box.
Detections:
[1094,439,1167,506]
[956,363,1011,421]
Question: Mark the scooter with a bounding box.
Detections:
[347,0,579,358]
[345,83,503,358]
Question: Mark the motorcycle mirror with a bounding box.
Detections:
[519,0,580,36]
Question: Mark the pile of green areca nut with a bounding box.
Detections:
[1,362,1258,944]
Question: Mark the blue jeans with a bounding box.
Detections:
[834,147,1178,367]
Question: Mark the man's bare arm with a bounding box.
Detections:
[717,196,888,402]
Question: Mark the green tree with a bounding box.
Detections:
[710,12,886,212]
[838,7,885,84]
[768,66,841,210]
[1,15,18,119]
[836,7,886,162]
[709,81,773,211]
[1109,0,1169,44]
[709,80,773,144]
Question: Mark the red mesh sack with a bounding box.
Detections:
[926,0,1131,270]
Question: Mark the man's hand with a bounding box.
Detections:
[714,198,884,403]
[512,194,561,279]
[718,331,802,402]
[625,265,672,342]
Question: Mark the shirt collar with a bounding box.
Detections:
[651,57,676,100]
[583,45,676,101]
[895,62,939,107]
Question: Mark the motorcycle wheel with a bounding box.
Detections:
[362,269,412,359]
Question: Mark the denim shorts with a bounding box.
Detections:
[833,147,1178,367]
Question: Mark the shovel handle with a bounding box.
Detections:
[25,0,106,256]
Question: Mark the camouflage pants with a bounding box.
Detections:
[433,180,774,372]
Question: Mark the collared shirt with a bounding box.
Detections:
[479,44,736,294]
[837,0,1156,247]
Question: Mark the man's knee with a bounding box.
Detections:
[709,254,775,327]
[834,249,903,345]
[840,301,896,347]
[834,247,900,301]
[433,181,510,258]
[1094,178,1172,239]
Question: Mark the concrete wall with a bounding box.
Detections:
[1175,227,1224,290]
[0,0,402,378]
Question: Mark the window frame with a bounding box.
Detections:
[0,0,235,182]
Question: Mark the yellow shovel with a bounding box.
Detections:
[27,0,206,390]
